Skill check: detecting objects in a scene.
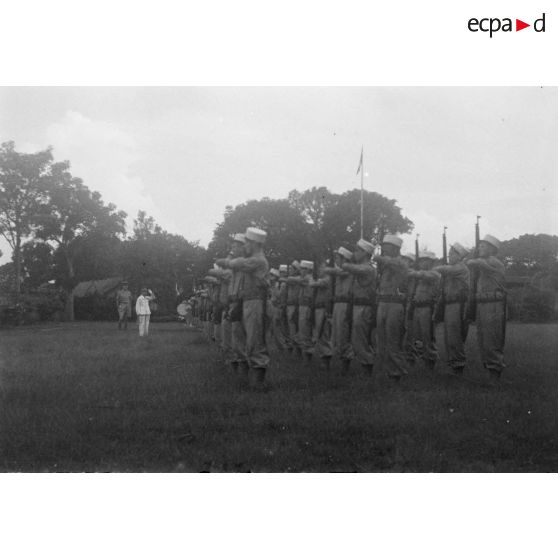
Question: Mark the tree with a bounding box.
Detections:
[34,161,127,319]
[208,198,314,268]
[287,186,338,258]
[288,187,413,259]
[0,262,15,295]
[133,210,163,240]
[21,241,54,289]
[118,211,207,310]
[322,189,413,248]
[500,234,558,275]
[209,189,414,269]
[0,142,52,295]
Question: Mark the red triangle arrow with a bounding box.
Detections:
[516,19,530,31]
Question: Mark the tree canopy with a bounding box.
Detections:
[500,234,558,275]
[209,187,413,266]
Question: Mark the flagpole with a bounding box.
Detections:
[360,147,364,239]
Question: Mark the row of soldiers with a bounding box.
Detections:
[188,228,507,390]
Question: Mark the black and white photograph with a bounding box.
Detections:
[2,1,558,556]
[1,86,556,473]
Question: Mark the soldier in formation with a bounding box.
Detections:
[432,243,470,375]
[193,228,507,390]
[307,262,333,370]
[407,251,441,370]
[465,235,507,380]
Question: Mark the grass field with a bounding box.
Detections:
[1,320,557,472]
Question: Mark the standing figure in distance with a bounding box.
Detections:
[116,281,133,330]
[272,264,291,351]
[287,260,314,361]
[285,261,302,355]
[136,287,155,337]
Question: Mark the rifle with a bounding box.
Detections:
[442,226,448,264]
[309,257,318,330]
[467,216,481,322]
[433,227,447,323]
[407,234,420,322]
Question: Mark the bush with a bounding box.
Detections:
[0,288,65,326]
[507,286,556,322]
[74,293,118,321]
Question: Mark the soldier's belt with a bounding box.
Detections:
[313,302,327,309]
[333,295,351,303]
[413,300,436,308]
[377,294,406,304]
[299,297,313,306]
[228,295,241,303]
[476,291,505,303]
[444,295,468,304]
[352,297,375,306]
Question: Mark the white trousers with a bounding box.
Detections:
[138,314,150,336]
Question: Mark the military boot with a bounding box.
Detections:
[320,357,331,371]
[238,362,250,385]
[251,368,268,392]
[451,366,464,377]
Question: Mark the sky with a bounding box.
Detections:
[0,86,557,263]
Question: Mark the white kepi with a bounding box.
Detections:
[356,239,375,255]
[482,234,501,251]
[382,234,403,248]
[245,227,267,243]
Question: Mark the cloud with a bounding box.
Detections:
[45,110,168,235]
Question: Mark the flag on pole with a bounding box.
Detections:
[356,146,363,175]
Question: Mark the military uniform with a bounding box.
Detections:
[401,254,418,363]
[324,248,355,367]
[228,228,270,372]
[409,252,441,368]
[342,239,377,370]
[286,261,301,352]
[116,285,133,330]
[271,265,291,350]
[228,265,247,366]
[374,235,409,379]
[210,277,222,344]
[467,235,506,378]
[288,260,314,358]
[202,279,217,341]
[434,243,470,373]
[209,267,233,359]
[309,272,333,365]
